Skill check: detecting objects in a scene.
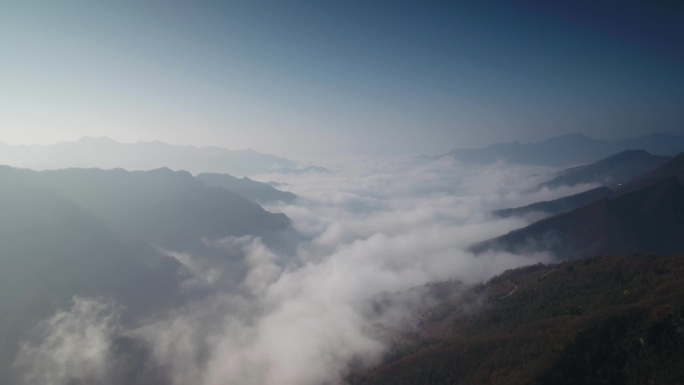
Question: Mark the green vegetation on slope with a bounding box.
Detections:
[355,254,684,385]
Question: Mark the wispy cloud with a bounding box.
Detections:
[14,297,122,385]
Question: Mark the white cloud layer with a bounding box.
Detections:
[15,156,571,385]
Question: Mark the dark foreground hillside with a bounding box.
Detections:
[353,254,684,385]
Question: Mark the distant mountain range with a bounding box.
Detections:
[476,152,684,259]
[4,134,684,384]
[0,136,301,204]
[272,165,331,174]
[0,137,295,176]
[444,132,684,166]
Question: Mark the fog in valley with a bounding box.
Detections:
[6,155,589,385]
[3,1,683,383]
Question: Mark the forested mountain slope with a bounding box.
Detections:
[354,255,684,385]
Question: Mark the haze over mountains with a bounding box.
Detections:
[3,0,684,382]
[0,164,299,384]
[0,174,180,384]
[2,133,684,385]
[493,186,615,219]
[352,146,684,384]
[617,152,684,194]
[0,137,295,176]
[477,149,684,260]
[476,177,684,259]
[3,133,684,182]
[444,133,684,166]
[196,173,297,204]
[0,145,560,385]
[492,149,675,219]
[0,166,290,250]
[539,149,671,189]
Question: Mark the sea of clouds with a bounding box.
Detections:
[13,155,595,385]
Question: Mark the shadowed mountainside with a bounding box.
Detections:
[0,166,290,251]
[0,165,296,383]
[0,182,183,385]
[474,177,684,260]
[493,150,670,219]
[492,186,615,219]
[540,149,670,189]
[482,152,684,259]
[617,152,684,194]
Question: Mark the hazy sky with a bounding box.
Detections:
[1,0,683,159]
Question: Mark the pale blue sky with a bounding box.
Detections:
[1,0,682,160]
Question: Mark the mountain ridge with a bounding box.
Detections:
[491,149,674,219]
[0,137,295,176]
[492,186,615,219]
[540,149,671,189]
[196,172,297,204]
[0,165,291,251]
[443,132,684,166]
[474,176,684,259]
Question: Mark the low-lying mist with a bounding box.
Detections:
[13,156,587,385]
